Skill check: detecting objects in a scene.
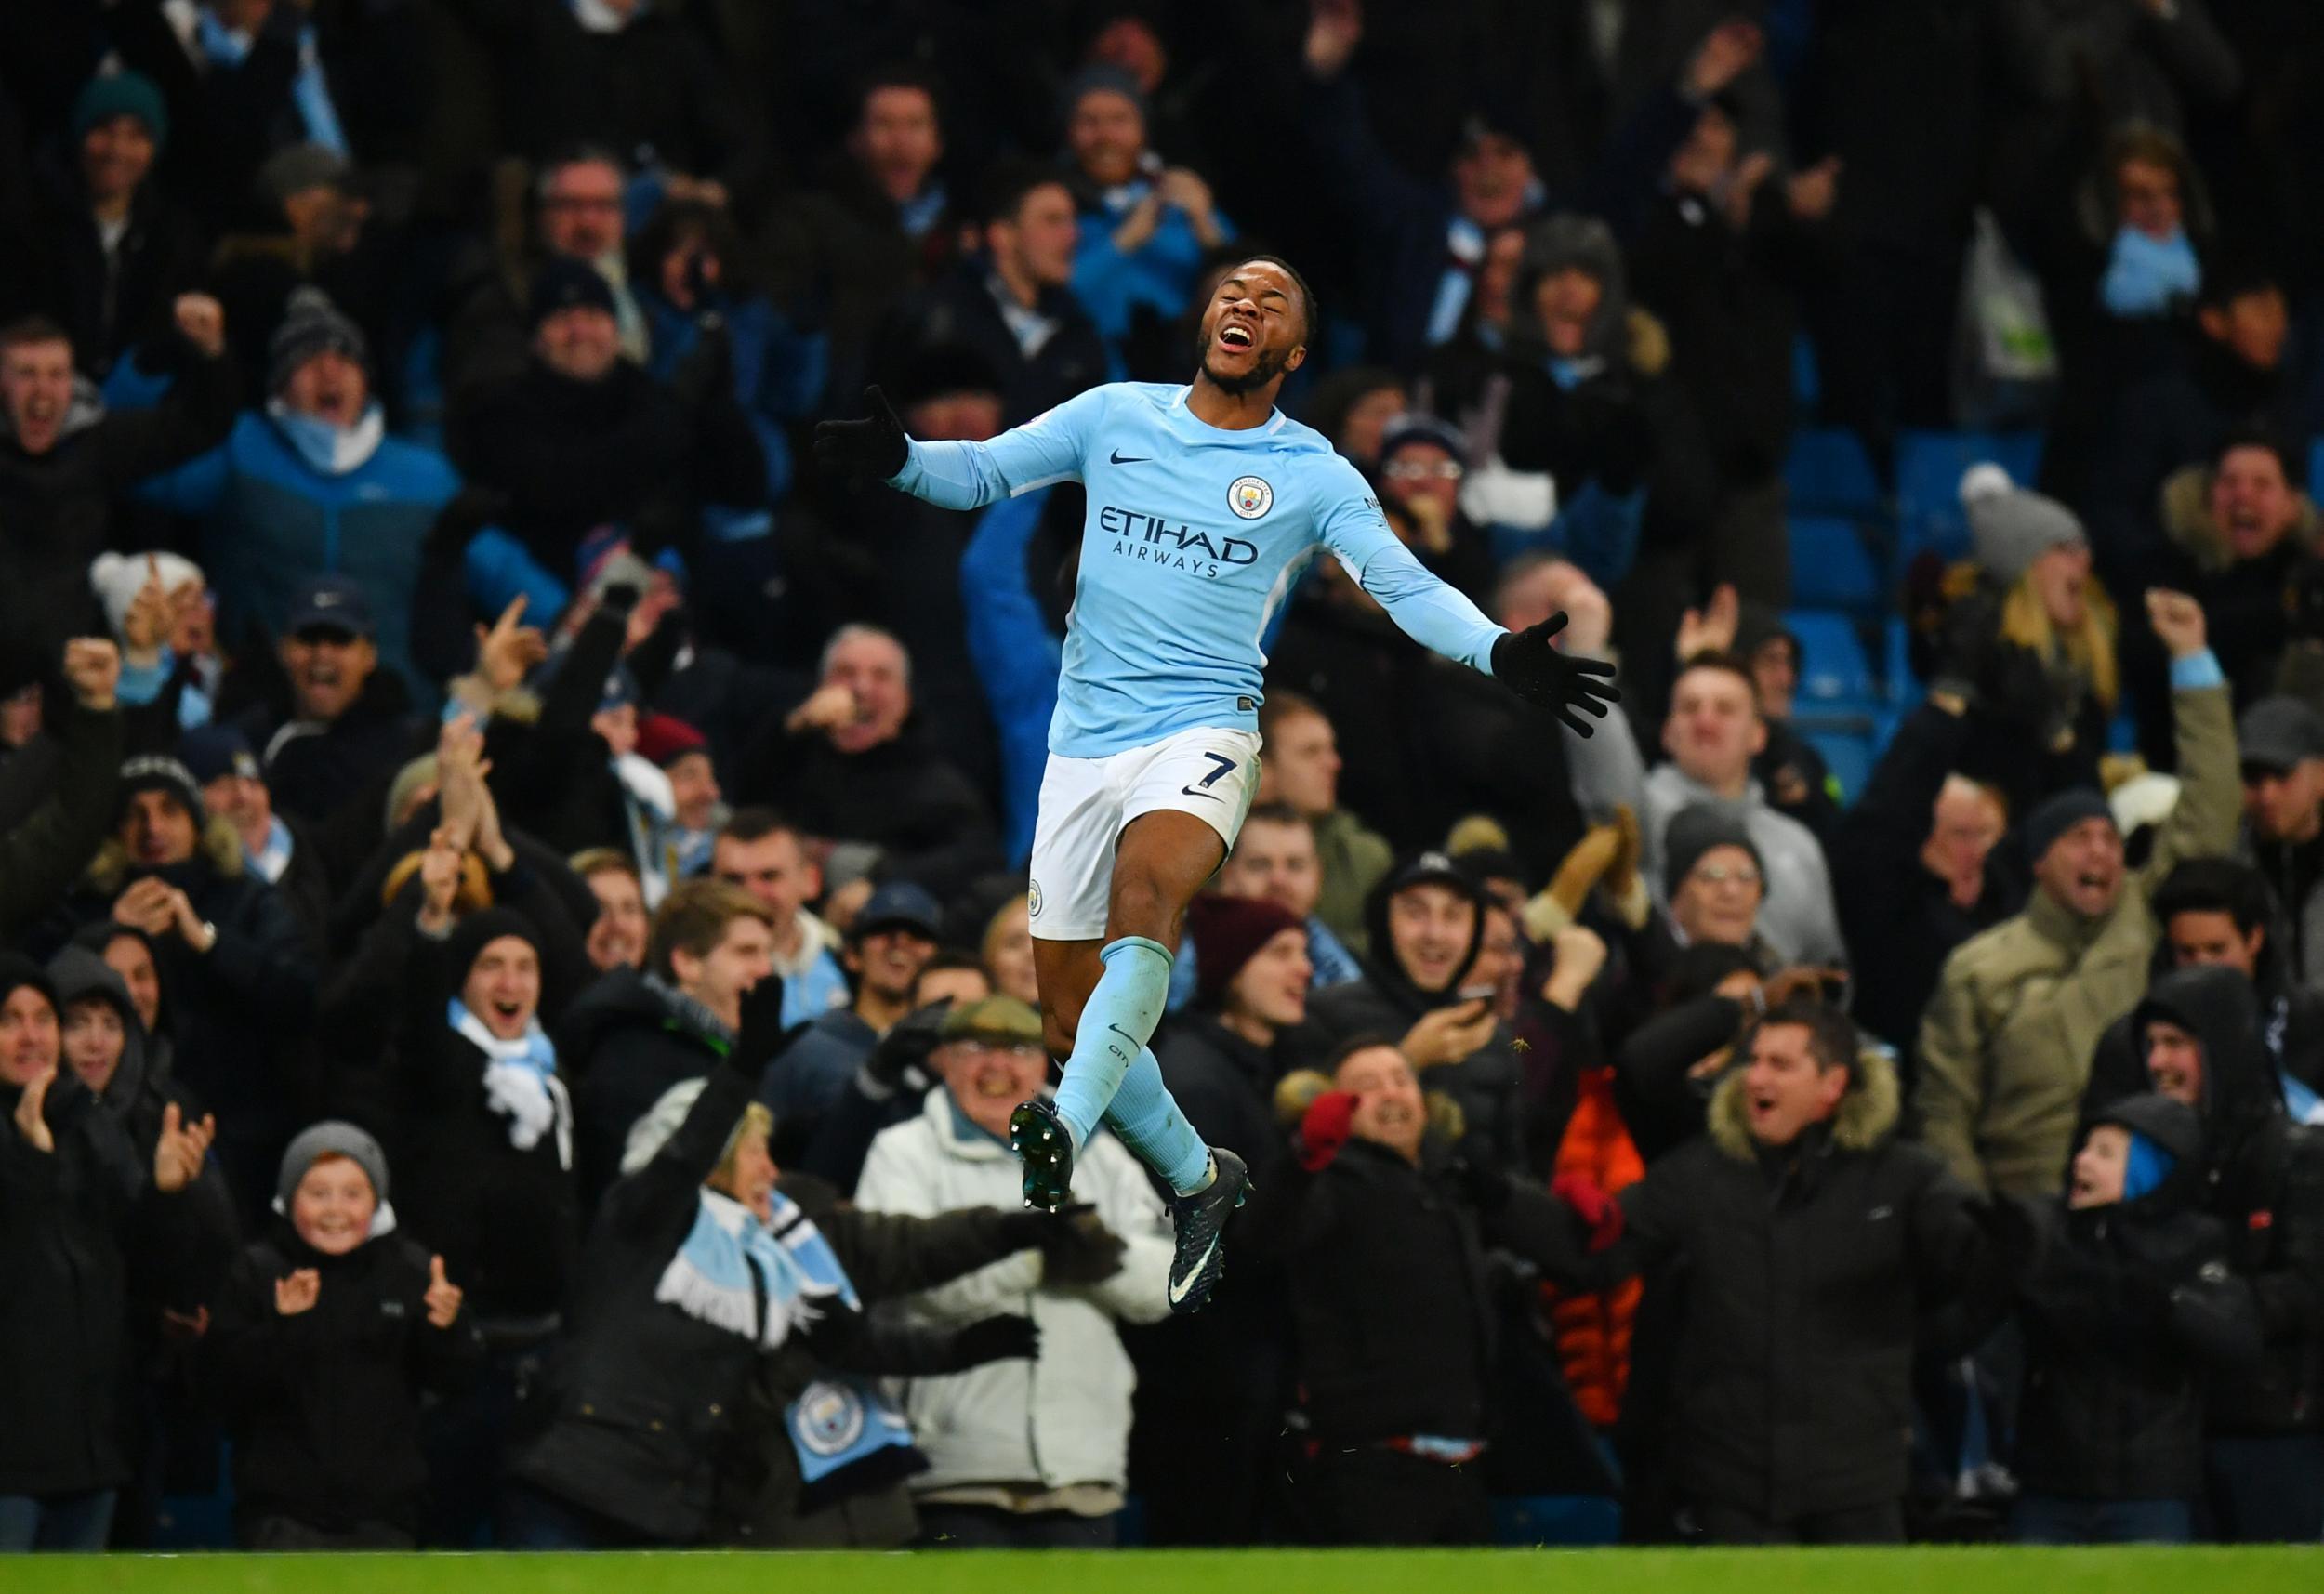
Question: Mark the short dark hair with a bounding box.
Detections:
[2213,426,2304,490]
[2153,857,2275,938]
[1673,650,1762,707]
[979,159,1069,228]
[1223,253,1318,345]
[718,806,800,848]
[855,65,944,127]
[646,879,774,981]
[911,947,989,1000]
[535,143,627,202]
[1750,1000,1860,1075]
[1239,799,1313,836]
[1257,691,1328,744]
[1327,1032,1409,1074]
[0,316,71,357]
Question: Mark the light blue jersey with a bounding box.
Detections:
[892,382,1507,757]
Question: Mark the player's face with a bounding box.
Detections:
[1219,819,1323,917]
[1386,883,1476,995]
[1195,263,1307,396]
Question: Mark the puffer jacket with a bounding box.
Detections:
[2012,1093,2259,1501]
[1540,1066,1644,1429]
[1916,670,2239,1196]
[852,1088,1171,1495]
[1596,1051,2010,1520]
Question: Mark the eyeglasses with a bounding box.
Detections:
[950,1040,1045,1060]
[1689,863,1762,889]
[1384,460,1463,481]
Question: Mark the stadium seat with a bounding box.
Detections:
[1490,1495,1622,1547]
[1785,611,1876,709]
[1801,722,1876,801]
[1894,428,2044,570]
[1784,427,1882,515]
[1787,515,1882,609]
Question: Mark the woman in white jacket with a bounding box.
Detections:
[854,995,1173,1548]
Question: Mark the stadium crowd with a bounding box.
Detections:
[5,0,2324,1555]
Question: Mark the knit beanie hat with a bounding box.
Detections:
[1663,803,1763,890]
[2024,787,2116,867]
[72,71,168,151]
[2121,1130,2178,1203]
[117,755,205,828]
[276,1120,390,1210]
[88,551,205,640]
[1961,464,2087,586]
[1061,63,1148,127]
[0,955,59,1021]
[531,257,618,328]
[1188,893,1304,1011]
[446,906,542,985]
[268,287,369,397]
[634,713,707,769]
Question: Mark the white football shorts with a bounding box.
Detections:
[1025,726,1264,942]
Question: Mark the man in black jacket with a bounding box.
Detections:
[872,163,1107,429]
[2087,967,2324,1541]
[2146,858,2324,1098]
[1242,1037,1583,1545]
[0,955,215,1550]
[1572,1001,2016,1544]
[1830,694,2018,1068]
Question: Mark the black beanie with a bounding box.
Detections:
[0,955,58,1017]
[2025,788,2115,866]
[445,907,542,986]
[1663,803,1764,890]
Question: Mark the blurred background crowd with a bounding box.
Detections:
[3,0,2324,1556]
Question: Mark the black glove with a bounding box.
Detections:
[813,386,909,485]
[1027,1204,1128,1286]
[948,1313,1040,1368]
[1490,611,1620,735]
[864,1001,950,1094]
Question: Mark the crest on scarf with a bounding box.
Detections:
[793,1381,868,1457]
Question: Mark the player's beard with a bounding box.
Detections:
[1195,328,1290,395]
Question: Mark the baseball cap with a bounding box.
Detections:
[284,574,375,640]
[180,724,260,786]
[1384,850,1475,898]
[854,880,943,941]
[940,995,1044,1048]
[2238,695,2324,775]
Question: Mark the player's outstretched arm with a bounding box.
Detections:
[1492,612,1621,737]
[813,385,1097,512]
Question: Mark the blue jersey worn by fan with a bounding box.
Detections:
[893,381,1504,757]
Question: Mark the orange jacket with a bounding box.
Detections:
[1540,1066,1644,1428]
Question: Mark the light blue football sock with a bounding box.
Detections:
[1051,935,1174,1149]
[1105,1045,1214,1196]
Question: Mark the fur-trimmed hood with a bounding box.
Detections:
[83,814,245,897]
[2159,462,2322,575]
[1706,1046,1902,1163]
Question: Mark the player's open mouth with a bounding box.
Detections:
[1218,323,1254,349]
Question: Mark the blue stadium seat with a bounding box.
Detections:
[1801,723,1876,802]
[1785,610,1876,709]
[1788,514,1882,609]
[1895,428,2044,570]
[1784,427,1881,514]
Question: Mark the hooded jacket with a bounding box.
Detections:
[854,1086,1172,1495]
[206,1217,484,1537]
[1595,1051,2008,1520]
[1916,670,2240,1197]
[2010,1092,2258,1500]
[1303,865,1526,1169]
[2093,968,2324,1435]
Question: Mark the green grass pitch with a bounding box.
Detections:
[8,1548,2320,1594]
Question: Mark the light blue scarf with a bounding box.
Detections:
[196,8,348,155]
[655,1188,853,1349]
[448,997,571,1167]
[2100,226,2200,318]
[269,400,385,477]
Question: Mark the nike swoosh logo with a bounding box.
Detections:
[1178,784,1221,799]
[1105,1022,1141,1058]
[1109,450,1151,464]
[1169,1234,1221,1308]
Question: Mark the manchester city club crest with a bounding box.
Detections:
[1027,879,1044,918]
[793,1381,867,1457]
[1227,475,1274,520]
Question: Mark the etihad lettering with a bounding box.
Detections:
[1097,505,1259,570]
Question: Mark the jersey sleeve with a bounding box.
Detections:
[889,386,1107,509]
[1315,459,1505,673]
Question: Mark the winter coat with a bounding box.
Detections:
[0,1071,179,1494]
[61,818,319,1194]
[757,1007,878,1131]
[1240,1134,1581,1447]
[230,666,427,888]
[206,1222,483,1535]
[733,723,1000,900]
[1302,866,1527,1170]
[2238,823,2324,995]
[388,916,577,1324]
[0,702,121,946]
[0,168,205,377]
[855,1088,1171,1494]
[1917,674,2239,1196]
[2008,1095,2259,1501]
[872,264,1108,429]
[0,349,235,662]
[1155,1014,1293,1183]
[2088,968,2324,1436]
[1559,698,1847,968]
[134,408,459,693]
[754,159,961,385]
[1831,701,2023,1064]
[1595,1052,2006,1520]
[558,967,735,1209]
